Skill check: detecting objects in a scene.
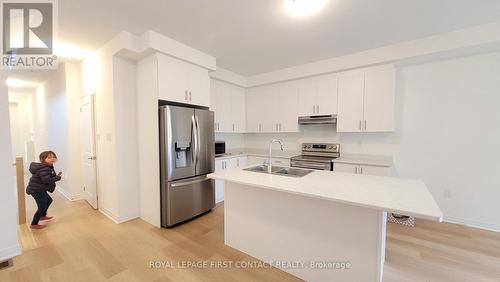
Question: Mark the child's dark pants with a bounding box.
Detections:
[31,191,53,225]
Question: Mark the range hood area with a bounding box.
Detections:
[298,115,337,125]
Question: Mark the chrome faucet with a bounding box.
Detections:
[268,139,284,173]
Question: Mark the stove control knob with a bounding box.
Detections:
[329,146,333,149]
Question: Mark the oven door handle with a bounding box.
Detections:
[291,161,330,170]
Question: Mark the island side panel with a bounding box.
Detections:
[224,181,385,282]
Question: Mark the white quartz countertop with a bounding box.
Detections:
[333,154,393,167]
[208,167,443,222]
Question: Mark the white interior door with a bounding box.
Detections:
[79,96,98,209]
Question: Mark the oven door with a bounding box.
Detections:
[290,160,332,171]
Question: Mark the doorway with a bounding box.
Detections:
[79,95,98,209]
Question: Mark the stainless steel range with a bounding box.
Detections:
[290,143,340,171]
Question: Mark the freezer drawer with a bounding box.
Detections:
[161,175,215,227]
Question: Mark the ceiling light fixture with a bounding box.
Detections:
[285,0,327,18]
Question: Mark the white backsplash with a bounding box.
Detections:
[218,124,397,157]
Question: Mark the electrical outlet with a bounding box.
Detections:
[443,189,452,199]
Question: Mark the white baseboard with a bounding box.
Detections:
[99,207,139,224]
[444,216,500,233]
[56,186,84,201]
[0,244,22,262]
[99,207,120,224]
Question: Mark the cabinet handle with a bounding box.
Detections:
[189,91,192,101]
[279,123,282,131]
[355,166,358,174]
[364,120,367,130]
[359,120,362,130]
[237,159,240,167]
[185,90,188,101]
[360,167,363,174]
[232,124,235,131]
[312,105,315,114]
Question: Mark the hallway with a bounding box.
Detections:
[2,192,500,281]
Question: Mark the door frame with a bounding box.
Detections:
[80,95,98,209]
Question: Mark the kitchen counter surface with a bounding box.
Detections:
[208,167,442,222]
[333,154,393,167]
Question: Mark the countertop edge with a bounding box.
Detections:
[208,172,443,222]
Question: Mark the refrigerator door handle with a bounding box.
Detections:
[195,115,201,168]
[191,115,198,167]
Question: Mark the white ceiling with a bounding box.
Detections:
[56,0,500,75]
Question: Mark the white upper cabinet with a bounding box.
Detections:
[245,88,262,133]
[337,66,395,132]
[278,82,299,132]
[246,83,299,133]
[211,79,246,133]
[157,53,210,107]
[316,74,339,115]
[298,78,318,116]
[337,71,365,132]
[363,67,395,132]
[298,74,338,116]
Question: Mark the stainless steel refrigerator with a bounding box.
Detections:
[159,104,215,227]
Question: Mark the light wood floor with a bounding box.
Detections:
[2,192,500,281]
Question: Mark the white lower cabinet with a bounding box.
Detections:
[334,163,389,176]
[215,156,248,203]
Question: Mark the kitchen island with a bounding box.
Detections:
[208,167,442,282]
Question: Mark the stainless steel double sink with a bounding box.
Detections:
[243,165,313,178]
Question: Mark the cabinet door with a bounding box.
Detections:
[317,74,338,115]
[227,157,239,169]
[260,85,279,133]
[187,63,210,107]
[231,85,246,133]
[217,83,233,132]
[363,67,395,132]
[211,80,223,132]
[334,163,359,174]
[297,78,318,116]
[278,82,299,132]
[360,165,389,176]
[237,156,247,167]
[157,54,188,103]
[337,71,365,132]
[215,159,224,171]
[246,89,262,133]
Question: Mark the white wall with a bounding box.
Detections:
[113,56,140,222]
[0,71,22,261]
[236,51,500,231]
[8,91,34,161]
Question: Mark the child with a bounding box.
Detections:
[26,151,62,229]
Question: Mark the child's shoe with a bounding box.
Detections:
[40,216,53,221]
[30,224,46,229]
